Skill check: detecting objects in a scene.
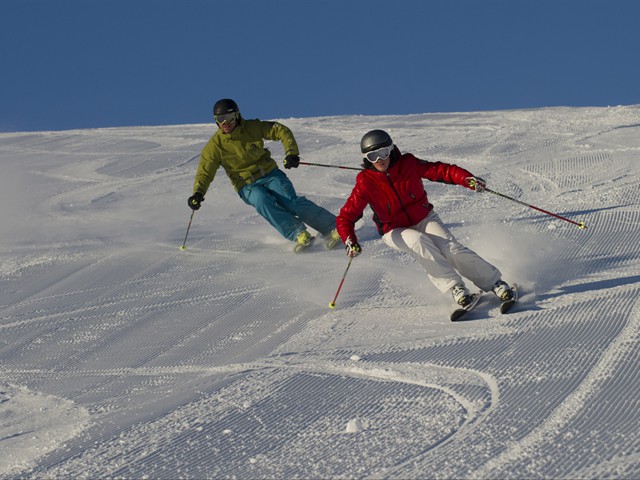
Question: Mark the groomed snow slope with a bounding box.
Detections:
[1,106,639,479]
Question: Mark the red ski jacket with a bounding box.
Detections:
[336,149,474,243]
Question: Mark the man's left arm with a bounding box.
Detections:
[262,121,300,168]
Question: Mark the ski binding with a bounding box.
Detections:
[500,283,518,314]
[450,292,482,322]
[293,236,316,254]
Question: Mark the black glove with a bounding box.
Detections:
[188,192,204,210]
[345,237,362,258]
[284,154,300,169]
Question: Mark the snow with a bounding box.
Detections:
[1,106,639,478]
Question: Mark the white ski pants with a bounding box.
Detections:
[382,211,502,293]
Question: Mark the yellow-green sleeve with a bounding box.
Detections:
[261,121,299,156]
[193,139,220,195]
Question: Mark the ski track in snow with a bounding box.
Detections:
[1,107,640,478]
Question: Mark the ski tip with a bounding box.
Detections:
[500,300,517,314]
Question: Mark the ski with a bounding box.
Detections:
[293,236,316,254]
[324,235,342,251]
[499,284,518,314]
[450,293,482,322]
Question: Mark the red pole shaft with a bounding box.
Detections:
[485,188,586,229]
[329,257,353,309]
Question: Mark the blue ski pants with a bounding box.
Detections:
[238,169,336,241]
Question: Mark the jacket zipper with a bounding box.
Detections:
[385,172,413,225]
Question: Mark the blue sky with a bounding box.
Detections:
[2,0,640,132]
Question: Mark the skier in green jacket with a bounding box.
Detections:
[188,99,340,253]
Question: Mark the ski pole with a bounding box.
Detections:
[299,161,363,171]
[484,187,587,229]
[329,256,353,310]
[180,210,195,250]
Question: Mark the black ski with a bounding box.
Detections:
[499,284,518,314]
[450,293,482,322]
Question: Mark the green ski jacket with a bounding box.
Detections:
[193,118,299,194]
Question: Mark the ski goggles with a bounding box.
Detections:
[215,112,238,125]
[364,145,393,163]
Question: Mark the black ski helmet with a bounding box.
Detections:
[213,98,239,117]
[360,129,393,153]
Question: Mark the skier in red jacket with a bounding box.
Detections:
[336,129,514,308]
